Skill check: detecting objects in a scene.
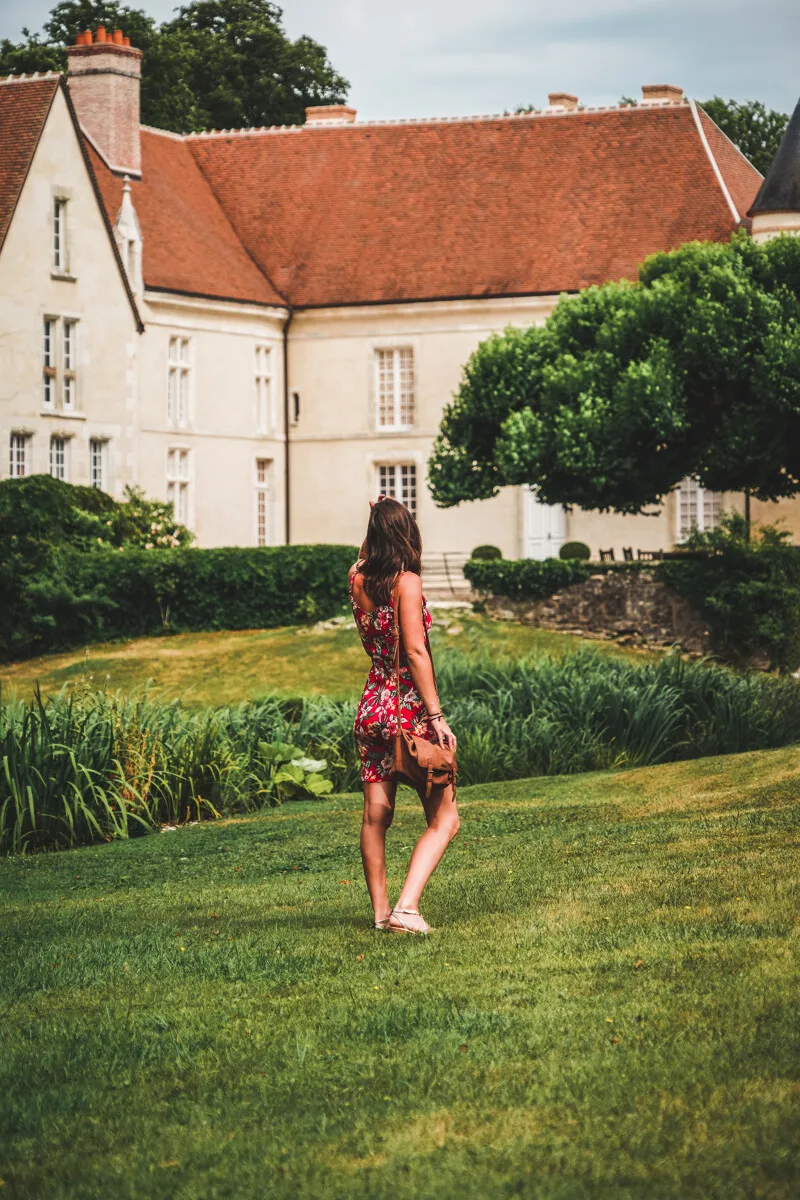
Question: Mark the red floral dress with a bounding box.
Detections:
[350,569,436,782]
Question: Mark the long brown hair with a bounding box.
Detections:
[360,497,422,606]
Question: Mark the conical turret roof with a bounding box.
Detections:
[749,98,800,215]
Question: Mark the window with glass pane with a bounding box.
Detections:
[90,438,106,490]
[9,433,28,478]
[62,320,77,409]
[255,346,272,432]
[49,435,68,481]
[678,476,721,540]
[43,318,56,407]
[377,463,417,515]
[376,348,414,428]
[255,457,272,546]
[167,336,191,426]
[53,198,66,270]
[167,448,191,525]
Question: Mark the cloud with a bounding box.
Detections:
[1,0,796,118]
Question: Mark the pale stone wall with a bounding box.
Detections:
[0,86,138,494]
[136,292,286,547]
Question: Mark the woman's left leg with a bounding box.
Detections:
[393,783,460,919]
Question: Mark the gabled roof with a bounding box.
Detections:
[87,129,286,307]
[184,102,762,308]
[0,74,143,330]
[748,98,800,216]
[0,75,58,252]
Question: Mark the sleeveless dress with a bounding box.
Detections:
[349,569,437,782]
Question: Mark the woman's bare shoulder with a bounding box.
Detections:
[349,559,365,581]
[397,571,423,598]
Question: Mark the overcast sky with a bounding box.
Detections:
[0,0,798,119]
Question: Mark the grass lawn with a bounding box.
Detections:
[0,612,656,706]
[1,747,798,1199]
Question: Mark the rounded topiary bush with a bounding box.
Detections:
[559,541,591,561]
[471,545,503,561]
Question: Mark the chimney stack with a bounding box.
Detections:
[66,28,142,176]
[305,105,357,126]
[640,84,684,106]
[547,92,579,112]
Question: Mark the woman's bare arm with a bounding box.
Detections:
[397,573,456,749]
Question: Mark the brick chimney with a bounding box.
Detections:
[546,92,579,112]
[640,84,684,106]
[66,27,142,176]
[305,105,357,126]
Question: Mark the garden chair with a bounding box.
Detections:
[599,548,615,562]
[622,547,634,561]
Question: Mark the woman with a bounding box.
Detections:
[349,496,459,934]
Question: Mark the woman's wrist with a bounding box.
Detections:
[428,711,443,721]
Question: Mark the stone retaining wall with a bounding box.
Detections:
[482,569,710,653]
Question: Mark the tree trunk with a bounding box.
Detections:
[744,487,751,543]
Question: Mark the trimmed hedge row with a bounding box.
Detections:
[464,556,591,599]
[1,544,358,662]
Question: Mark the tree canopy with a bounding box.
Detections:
[700,97,789,176]
[0,0,349,133]
[428,234,800,514]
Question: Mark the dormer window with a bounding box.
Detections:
[53,198,68,272]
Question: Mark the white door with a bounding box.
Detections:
[523,486,566,560]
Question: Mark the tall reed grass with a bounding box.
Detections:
[3,649,800,854]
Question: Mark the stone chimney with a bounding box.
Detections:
[640,84,684,106]
[546,92,579,112]
[305,105,357,126]
[66,27,142,176]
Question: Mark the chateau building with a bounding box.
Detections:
[1,26,797,559]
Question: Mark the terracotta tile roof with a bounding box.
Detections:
[86,128,286,307]
[185,103,763,308]
[0,75,58,252]
[695,105,764,219]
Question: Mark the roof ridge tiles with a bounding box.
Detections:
[182,99,690,140]
[0,71,60,84]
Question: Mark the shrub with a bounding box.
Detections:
[656,514,800,672]
[559,541,591,561]
[5,647,800,853]
[464,556,590,599]
[1,543,359,661]
[470,544,503,561]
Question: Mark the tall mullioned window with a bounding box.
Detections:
[376,348,414,429]
[255,346,273,432]
[43,318,56,407]
[167,447,191,525]
[90,438,108,490]
[167,336,191,427]
[677,477,721,540]
[62,321,77,409]
[255,458,272,546]
[53,198,67,271]
[49,435,69,481]
[9,433,29,478]
[378,463,417,516]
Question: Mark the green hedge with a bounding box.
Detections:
[464,556,591,599]
[1,544,358,661]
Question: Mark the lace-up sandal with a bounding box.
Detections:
[388,908,431,935]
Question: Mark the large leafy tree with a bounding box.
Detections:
[700,97,789,176]
[429,234,800,515]
[0,0,348,133]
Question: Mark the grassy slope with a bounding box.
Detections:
[0,614,656,706]
[1,748,798,1199]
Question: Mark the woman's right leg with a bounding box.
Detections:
[360,779,397,924]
